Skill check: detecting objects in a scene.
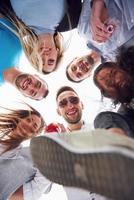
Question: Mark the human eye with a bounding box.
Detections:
[71,65,77,72]
[30,90,34,96]
[26,118,31,123]
[28,78,32,85]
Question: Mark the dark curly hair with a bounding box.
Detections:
[116,46,134,76]
[93,62,134,105]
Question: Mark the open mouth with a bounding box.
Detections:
[21,78,31,90]
[79,61,89,72]
[66,108,78,117]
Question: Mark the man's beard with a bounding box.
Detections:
[65,111,82,124]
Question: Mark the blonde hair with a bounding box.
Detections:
[1,9,64,73]
[0,103,44,153]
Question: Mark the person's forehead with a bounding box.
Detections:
[97,67,113,77]
[70,56,85,66]
[57,91,78,101]
[67,66,78,81]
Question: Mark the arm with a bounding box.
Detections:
[9,169,52,200]
[23,169,52,200]
[9,187,23,200]
[108,128,127,137]
[90,0,111,43]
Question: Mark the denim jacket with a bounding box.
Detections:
[0,145,52,200]
[78,0,134,61]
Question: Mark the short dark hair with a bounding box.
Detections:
[56,86,78,100]
[116,46,134,76]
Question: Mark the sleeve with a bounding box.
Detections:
[23,169,53,200]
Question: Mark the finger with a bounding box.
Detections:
[94,27,112,39]
[57,123,66,132]
[92,29,112,42]
[92,34,108,43]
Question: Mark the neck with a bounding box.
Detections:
[67,120,84,132]
[88,51,100,64]
[3,68,21,85]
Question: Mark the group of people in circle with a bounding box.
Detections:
[1,0,134,199]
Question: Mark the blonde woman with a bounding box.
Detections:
[0,104,53,200]
[0,14,49,100]
[1,0,82,74]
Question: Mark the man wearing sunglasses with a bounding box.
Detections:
[30,86,110,199]
[56,86,91,132]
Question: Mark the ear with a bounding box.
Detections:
[57,108,61,116]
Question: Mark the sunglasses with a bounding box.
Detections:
[58,96,80,108]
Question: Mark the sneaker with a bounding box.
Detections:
[30,129,134,200]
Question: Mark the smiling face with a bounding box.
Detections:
[57,91,83,124]
[15,113,43,139]
[67,55,94,82]
[95,66,132,99]
[15,74,48,100]
[38,33,59,73]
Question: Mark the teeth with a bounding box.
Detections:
[22,80,28,89]
[67,109,77,115]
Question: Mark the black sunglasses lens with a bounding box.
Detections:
[69,96,79,104]
[59,99,68,107]
[59,96,79,107]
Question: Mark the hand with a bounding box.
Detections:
[9,186,23,200]
[57,123,67,133]
[44,123,67,133]
[90,0,112,43]
[108,128,127,136]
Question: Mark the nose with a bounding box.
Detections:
[40,47,51,56]
[67,101,74,108]
[27,83,37,96]
[18,121,35,138]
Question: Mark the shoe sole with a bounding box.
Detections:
[30,136,134,200]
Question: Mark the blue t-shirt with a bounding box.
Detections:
[0,18,22,85]
[10,0,67,35]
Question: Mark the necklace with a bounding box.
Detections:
[67,121,85,132]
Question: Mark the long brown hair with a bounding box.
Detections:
[0,104,44,153]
